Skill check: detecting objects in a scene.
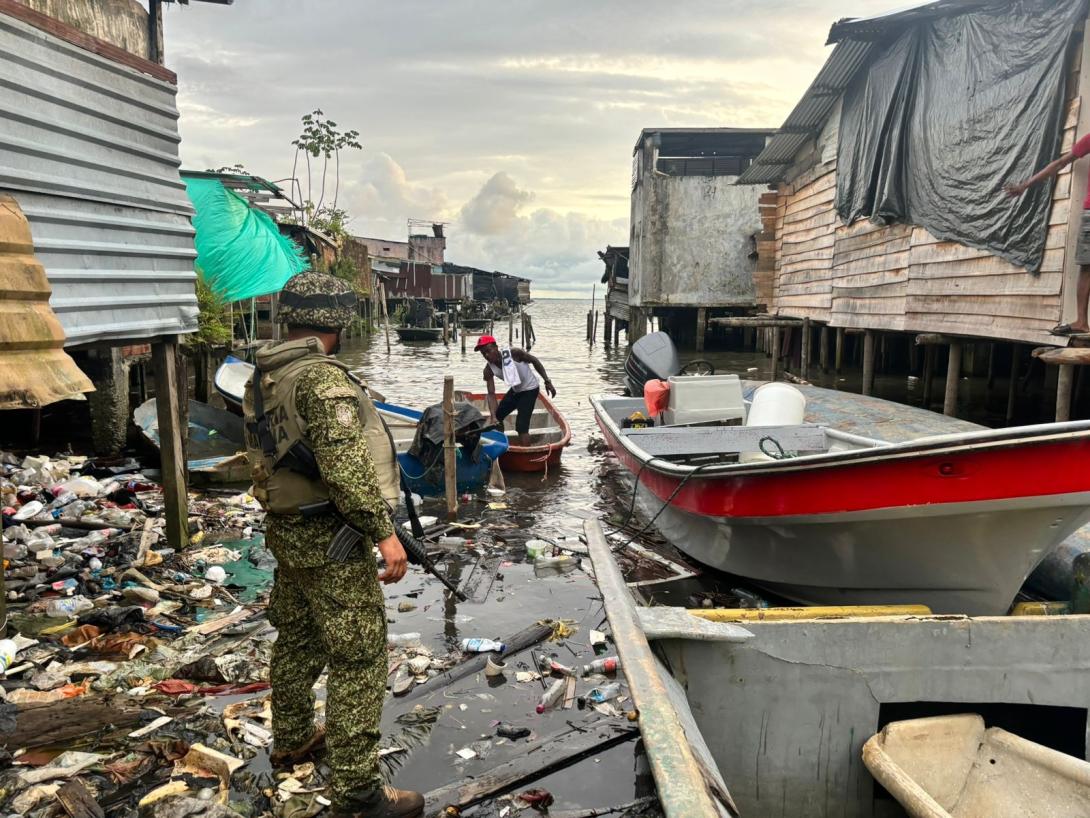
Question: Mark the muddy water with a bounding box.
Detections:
[334,300,773,810]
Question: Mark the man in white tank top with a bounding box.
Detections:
[474,335,556,446]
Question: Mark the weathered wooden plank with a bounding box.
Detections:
[1033,347,1090,365]
[833,252,911,276]
[585,520,738,818]
[782,203,838,228]
[57,779,104,818]
[907,247,1065,275]
[833,238,914,267]
[906,294,1061,321]
[906,272,1064,297]
[151,340,188,551]
[4,698,150,748]
[423,723,640,816]
[830,272,909,290]
[781,224,838,249]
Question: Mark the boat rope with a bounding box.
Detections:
[758,436,791,460]
[610,462,717,553]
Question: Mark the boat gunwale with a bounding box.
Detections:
[460,390,572,456]
[590,393,1090,480]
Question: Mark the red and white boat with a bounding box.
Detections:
[592,384,1090,615]
[457,390,571,473]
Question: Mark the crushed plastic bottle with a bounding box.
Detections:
[46,489,76,511]
[44,596,93,619]
[437,536,466,549]
[3,542,26,560]
[12,501,44,521]
[388,633,422,649]
[731,587,769,609]
[535,678,566,714]
[587,683,621,704]
[580,657,620,676]
[460,638,506,654]
[537,653,574,676]
[533,555,578,577]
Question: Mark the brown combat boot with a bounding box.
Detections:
[269,726,326,767]
[331,786,425,818]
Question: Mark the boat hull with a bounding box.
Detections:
[394,327,442,342]
[458,391,571,474]
[595,393,1090,615]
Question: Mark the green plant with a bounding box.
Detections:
[187,272,233,349]
[290,110,361,218]
[206,163,250,175]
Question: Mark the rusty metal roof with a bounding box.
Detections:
[0,195,94,409]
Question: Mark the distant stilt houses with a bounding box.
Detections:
[736,0,1090,420]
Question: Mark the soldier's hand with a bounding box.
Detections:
[377,533,408,584]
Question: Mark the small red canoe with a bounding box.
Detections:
[458,390,571,473]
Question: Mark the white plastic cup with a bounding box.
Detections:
[485,656,507,677]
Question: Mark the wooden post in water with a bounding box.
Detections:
[986,343,996,391]
[944,341,962,417]
[443,375,458,521]
[800,317,812,379]
[834,327,844,373]
[922,345,935,409]
[769,326,781,382]
[613,319,621,347]
[862,330,876,396]
[509,313,515,345]
[819,325,829,373]
[152,338,188,550]
[586,310,592,344]
[592,311,598,346]
[695,308,707,353]
[379,283,391,354]
[1006,343,1020,423]
[604,312,613,348]
[442,312,450,345]
[1057,364,1075,422]
[460,314,467,353]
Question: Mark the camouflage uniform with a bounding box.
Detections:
[259,274,397,812]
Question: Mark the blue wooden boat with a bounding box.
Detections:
[214,356,507,495]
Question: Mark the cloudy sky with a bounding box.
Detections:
[163,0,906,296]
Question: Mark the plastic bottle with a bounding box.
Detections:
[0,639,18,673]
[13,501,44,521]
[388,633,422,649]
[438,536,466,549]
[3,542,27,560]
[536,653,574,676]
[731,588,768,609]
[459,638,506,654]
[536,678,566,713]
[587,683,622,704]
[46,489,76,511]
[581,657,620,676]
[533,555,578,577]
[45,596,93,618]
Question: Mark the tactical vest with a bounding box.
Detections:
[242,337,400,516]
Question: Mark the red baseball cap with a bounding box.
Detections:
[474,334,498,351]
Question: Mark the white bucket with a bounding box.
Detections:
[746,382,806,427]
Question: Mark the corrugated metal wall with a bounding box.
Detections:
[0,11,197,347]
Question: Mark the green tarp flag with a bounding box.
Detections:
[184,176,308,302]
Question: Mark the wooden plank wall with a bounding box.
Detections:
[755,191,778,308]
[771,53,1081,345]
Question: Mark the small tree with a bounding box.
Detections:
[290,110,361,223]
[187,271,233,349]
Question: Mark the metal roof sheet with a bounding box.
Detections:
[0,11,197,347]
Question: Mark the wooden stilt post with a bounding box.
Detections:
[379,283,391,354]
[770,326,781,382]
[604,313,613,348]
[908,337,918,373]
[922,345,935,409]
[695,308,707,353]
[613,320,620,347]
[442,312,450,345]
[152,338,188,550]
[460,314,467,353]
[801,317,812,378]
[862,330,876,396]
[1006,344,1020,423]
[592,311,598,346]
[819,325,829,373]
[834,327,844,373]
[1057,364,1075,422]
[944,342,962,417]
[443,375,458,521]
[510,313,515,345]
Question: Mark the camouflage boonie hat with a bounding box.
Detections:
[278,272,358,330]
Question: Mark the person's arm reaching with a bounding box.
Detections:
[1006,134,1090,197]
[295,365,406,583]
[513,349,556,398]
[484,365,499,421]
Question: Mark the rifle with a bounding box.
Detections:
[300,484,467,602]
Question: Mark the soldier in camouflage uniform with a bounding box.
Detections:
[243,273,424,818]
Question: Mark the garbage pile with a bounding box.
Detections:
[0,451,284,817]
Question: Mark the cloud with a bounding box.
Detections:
[458,172,534,235]
[340,153,450,238]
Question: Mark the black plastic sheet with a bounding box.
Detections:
[836,0,1087,272]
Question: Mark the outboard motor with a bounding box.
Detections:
[624,332,681,396]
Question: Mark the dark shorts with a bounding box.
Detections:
[496,388,539,435]
[1078,210,1090,267]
